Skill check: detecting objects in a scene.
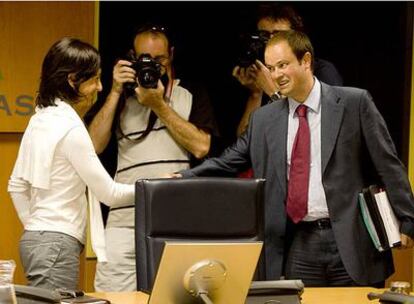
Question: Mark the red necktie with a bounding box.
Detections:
[287,104,310,223]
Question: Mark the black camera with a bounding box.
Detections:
[237,31,270,68]
[125,52,162,93]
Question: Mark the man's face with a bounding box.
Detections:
[133,33,171,75]
[257,18,291,38]
[264,40,311,101]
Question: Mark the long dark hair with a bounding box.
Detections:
[36,37,100,108]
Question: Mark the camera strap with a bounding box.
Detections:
[117,72,174,143]
[117,93,158,143]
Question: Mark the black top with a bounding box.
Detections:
[179,79,219,138]
[314,58,343,86]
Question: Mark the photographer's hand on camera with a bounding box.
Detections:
[251,60,278,97]
[135,79,165,110]
[233,60,277,95]
[111,60,136,94]
[87,59,138,154]
[235,60,279,136]
[232,65,261,94]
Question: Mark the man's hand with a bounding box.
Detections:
[135,79,165,110]
[112,60,136,94]
[233,61,279,97]
[252,60,279,97]
[399,233,414,249]
[232,65,261,93]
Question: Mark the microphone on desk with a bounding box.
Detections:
[368,291,414,303]
[183,259,227,304]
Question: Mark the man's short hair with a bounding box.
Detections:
[132,23,173,52]
[267,30,314,69]
[256,3,304,32]
[36,37,100,108]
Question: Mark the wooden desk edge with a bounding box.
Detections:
[89,287,385,304]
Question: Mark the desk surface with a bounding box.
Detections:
[91,287,383,304]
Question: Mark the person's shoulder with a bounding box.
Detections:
[177,78,207,94]
[321,82,371,107]
[314,58,343,86]
[322,82,367,96]
[315,58,336,69]
[254,98,286,118]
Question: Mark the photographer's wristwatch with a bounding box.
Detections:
[270,91,281,101]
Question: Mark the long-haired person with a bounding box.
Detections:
[8,37,135,290]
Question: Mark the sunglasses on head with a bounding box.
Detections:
[135,24,168,36]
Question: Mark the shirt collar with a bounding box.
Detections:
[288,77,321,115]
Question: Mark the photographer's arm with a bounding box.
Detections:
[88,60,135,154]
[234,60,278,136]
[237,91,263,136]
[233,65,262,136]
[136,83,211,159]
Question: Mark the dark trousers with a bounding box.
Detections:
[284,219,356,287]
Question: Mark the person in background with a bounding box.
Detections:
[234,3,343,136]
[174,30,414,287]
[88,23,218,291]
[8,37,135,291]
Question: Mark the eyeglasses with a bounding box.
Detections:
[153,55,170,65]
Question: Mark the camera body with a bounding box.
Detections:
[125,52,162,93]
[237,32,269,68]
[133,53,162,88]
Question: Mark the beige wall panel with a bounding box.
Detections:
[0,1,95,132]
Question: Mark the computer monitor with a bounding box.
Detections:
[148,241,263,304]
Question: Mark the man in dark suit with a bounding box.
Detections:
[176,30,414,286]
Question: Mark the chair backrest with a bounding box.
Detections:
[135,177,265,291]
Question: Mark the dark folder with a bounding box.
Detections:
[359,185,401,252]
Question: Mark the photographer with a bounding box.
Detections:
[234,3,343,136]
[88,24,218,291]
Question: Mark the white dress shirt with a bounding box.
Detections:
[287,78,329,221]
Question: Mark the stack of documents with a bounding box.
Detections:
[358,185,401,252]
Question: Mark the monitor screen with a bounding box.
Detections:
[148,241,263,304]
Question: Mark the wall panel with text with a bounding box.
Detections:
[0,2,96,132]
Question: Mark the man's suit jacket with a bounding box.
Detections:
[181,82,414,285]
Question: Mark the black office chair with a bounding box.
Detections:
[134,177,265,291]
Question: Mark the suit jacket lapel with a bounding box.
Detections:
[265,100,288,193]
[321,83,344,174]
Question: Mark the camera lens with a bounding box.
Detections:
[135,54,162,89]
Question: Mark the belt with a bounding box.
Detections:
[297,218,331,230]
